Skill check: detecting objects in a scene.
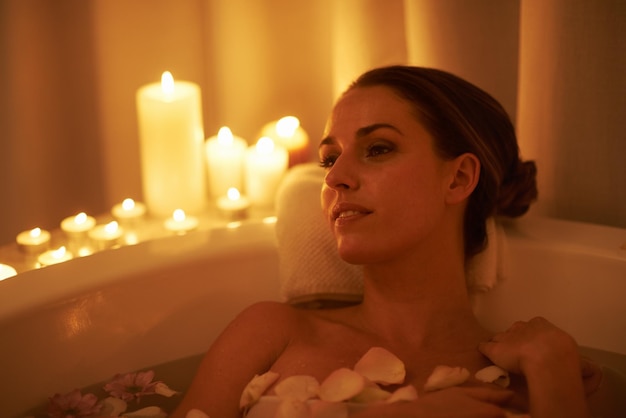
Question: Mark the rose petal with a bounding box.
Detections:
[475,365,510,388]
[274,375,320,401]
[350,382,391,404]
[275,398,311,418]
[185,409,210,418]
[154,382,179,397]
[310,401,349,418]
[239,370,280,410]
[121,406,167,418]
[353,347,406,385]
[319,368,365,402]
[386,384,419,403]
[423,365,470,392]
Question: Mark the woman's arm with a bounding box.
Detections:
[170,301,294,418]
[479,317,590,418]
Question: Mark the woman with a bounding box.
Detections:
[172,66,596,418]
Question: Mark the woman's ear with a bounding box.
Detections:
[445,153,480,204]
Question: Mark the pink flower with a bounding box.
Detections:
[103,370,161,402]
[47,389,102,418]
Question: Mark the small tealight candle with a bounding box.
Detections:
[16,227,51,254]
[112,198,147,223]
[60,212,96,236]
[217,187,250,221]
[89,221,124,251]
[164,209,199,234]
[38,246,73,267]
[0,263,17,281]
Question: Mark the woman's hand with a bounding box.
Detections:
[478,317,591,418]
[352,386,514,418]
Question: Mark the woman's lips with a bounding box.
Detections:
[331,203,372,223]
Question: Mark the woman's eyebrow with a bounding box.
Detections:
[320,123,402,148]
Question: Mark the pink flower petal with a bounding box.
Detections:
[319,368,365,403]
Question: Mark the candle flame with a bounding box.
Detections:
[217,126,234,146]
[172,209,186,222]
[75,212,87,225]
[161,71,175,96]
[122,198,136,211]
[52,246,67,259]
[276,116,300,138]
[30,227,42,238]
[256,137,275,155]
[227,187,241,201]
[104,221,119,234]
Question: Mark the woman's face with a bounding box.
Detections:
[320,85,457,265]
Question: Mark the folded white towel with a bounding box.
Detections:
[275,163,507,305]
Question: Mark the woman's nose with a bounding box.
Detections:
[324,155,358,191]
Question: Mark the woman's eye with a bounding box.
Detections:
[366,142,394,158]
[319,154,337,168]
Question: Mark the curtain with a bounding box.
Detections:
[1,0,624,245]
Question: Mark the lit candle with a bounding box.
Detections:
[38,246,73,267]
[205,126,247,198]
[245,137,288,208]
[260,116,310,167]
[112,198,147,222]
[60,212,96,236]
[136,71,206,217]
[164,209,199,234]
[217,187,250,221]
[0,264,17,281]
[88,221,124,251]
[16,227,51,254]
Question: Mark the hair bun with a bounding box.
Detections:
[496,160,538,217]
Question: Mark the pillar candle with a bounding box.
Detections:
[136,71,206,217]
[260,116,310,167]
[245,137,288,208]
[205,127,247,198]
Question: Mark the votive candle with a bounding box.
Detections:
[89,221,124,251]
[60,212,96,236]
[0,264,17,281]
[16,227,51,254]
[260,116,310,167]
[38,246,73,267]
[217,187,250,221]
[164,209,199,234]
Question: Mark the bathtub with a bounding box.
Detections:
[0,215,624,417]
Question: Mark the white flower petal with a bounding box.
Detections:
[350,382,391,404]
[353,347,406,385]
[99,396,128,417]
[185,409,210,418]
[275,398,311,418]
[319,368,365,403]
[475,365,510,388]
[423,365,470,392]
[275,375,320,401]
[154,382,179,397]
[121,406,167,418]
[386,384,419,403]
[239,370,280,410]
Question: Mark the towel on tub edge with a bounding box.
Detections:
[275,163,508,306]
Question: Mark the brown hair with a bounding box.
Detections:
[348,65,537,257]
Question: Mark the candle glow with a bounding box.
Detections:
[161,71,175,97]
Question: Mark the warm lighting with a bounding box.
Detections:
[226,221,243,229]
[30,228,42,239]
[227,187,241,201]
[75,212,87,225]
[161,71,175,96]
[104,221,119,235]
[122,198,136,211]
[276,116,300,137]
[38,246,73,267]
[52,246,67,259]
[262,216,278,224]
[256,137,275,155]
[217,126,235,146]
[16,227,51,254]
[173,209,186,222]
